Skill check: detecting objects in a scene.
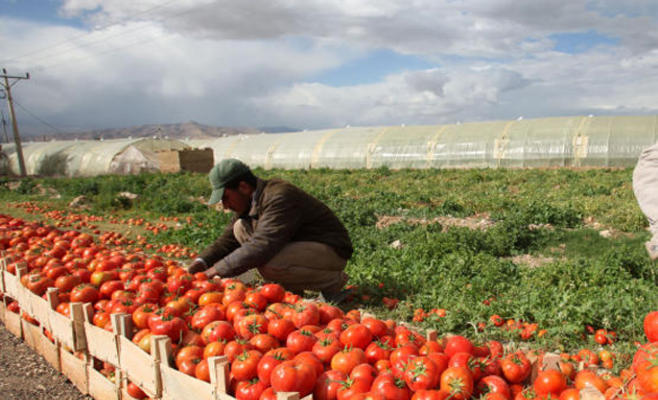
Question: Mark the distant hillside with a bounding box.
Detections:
[23,122,263,141]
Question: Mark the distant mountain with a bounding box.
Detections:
[23,121,263,141]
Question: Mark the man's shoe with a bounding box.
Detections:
[321,288,354,305]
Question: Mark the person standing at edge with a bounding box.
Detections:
[633,142,658,260]
[187,158,354,303]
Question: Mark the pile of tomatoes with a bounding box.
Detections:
[3,213,658,400]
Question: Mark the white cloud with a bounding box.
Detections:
[1,1,657,134]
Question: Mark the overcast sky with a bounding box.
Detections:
[1,0,657,136]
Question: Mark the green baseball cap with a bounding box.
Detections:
[208,158,251,205]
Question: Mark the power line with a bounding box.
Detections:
[4,1,220,69]
[3,0,183,64]
[12,99,63,134]
[36,32,168,70]
[29,1,222,70]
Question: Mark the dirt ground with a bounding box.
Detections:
[0,323,91,400]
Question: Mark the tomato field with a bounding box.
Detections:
[1,167,657,400]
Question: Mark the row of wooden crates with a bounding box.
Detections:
[0,258,309,400]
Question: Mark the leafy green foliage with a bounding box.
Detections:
[2,166,655,351]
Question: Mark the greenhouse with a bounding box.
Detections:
[190,115,658,170]
[2,115,657,176]
[1,138,190,177]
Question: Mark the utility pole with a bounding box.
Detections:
[1,68,30,176]
[0,109,9,143]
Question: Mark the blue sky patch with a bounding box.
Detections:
[311,49,435,87]
[2,0,87,28]
[549,30,619,54]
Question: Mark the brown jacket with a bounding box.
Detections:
[199,178,353,277]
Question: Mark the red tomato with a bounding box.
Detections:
[257,349,292,385]
[645,312,658,342]
[340,324,374,350]
[99,280,124,299]
[534,370,567,396]
[315,370,348,400]
[235,379,267,400]
[269,359,318,396]
[286,329,318,354]
[267,318,296,342]
[231,349,263,381]
[365,340,393,364]
[190,305,225,331]
[126,382,147,399]
[312,336,342,364]
[70,284,100,303]
[201,320,236,344]
[372,372,412,400]
[404,356,440,391]
[443,336,473,358]
[292,302,320,328]
[411,390,450,400]
[249,333,279,353]
[501,352,531,384]
[236,313,269,340]
[439,367,474,400]
[331,347,366,375]
[477,375,511,400]
[55,274,81,292]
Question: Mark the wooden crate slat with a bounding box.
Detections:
[0,256,6,293]
[4,306,22,338]
[48,309,77,350]
[22,290,51,329]
[36,329,61,372]
[60,347,89,395]
[118,335,160,397]
[21,318,40,350]
[0,298,6,325]
[84,322,119,365]
[157,337,233,400]
[88,364,120,400]
[160,364,214,400]
[2,269,22,300]
[45,291,86,351]
[21,318,60,371]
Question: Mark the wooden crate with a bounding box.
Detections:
[60,347,89,395]
[21,288,52,329]
[2,264,23,301]
[0,255,6,294]
[3,301,22,338]
[46,288,87,351]
[20,318,60,371]
[83,304,119,365]
[0,296,6,325]
[156,336,231,400]
[114,314,162,398]
[87,362,120,400]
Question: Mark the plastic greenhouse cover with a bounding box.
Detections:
[3,115,657,175]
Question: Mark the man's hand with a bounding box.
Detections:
[187,258,207,274]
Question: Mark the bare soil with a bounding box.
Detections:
[376,213,495,230]
[0,323,91,400]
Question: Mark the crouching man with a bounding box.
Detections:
[187,159,354,302]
